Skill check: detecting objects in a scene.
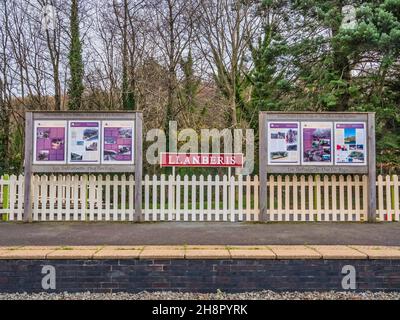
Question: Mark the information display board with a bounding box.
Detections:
[24,111,143,222]
[259,112,376,222]
[27,113,140,172]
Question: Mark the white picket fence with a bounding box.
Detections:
[143,174,259,222]
[0,174,399,222]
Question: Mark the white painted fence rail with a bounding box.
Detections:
[0,174,399,222]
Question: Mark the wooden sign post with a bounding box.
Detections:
[160,153,244,221]
[259,112,376,222]
[23,111,143,222]
[367,113,376,222]
[23,112,34,222]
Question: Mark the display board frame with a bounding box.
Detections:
[259,112,376,222]
[24,111,143,222]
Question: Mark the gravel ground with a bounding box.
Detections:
[0,290,399,300]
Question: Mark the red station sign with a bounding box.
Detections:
[160,153,244,168]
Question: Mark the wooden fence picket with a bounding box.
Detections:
[222,175,228,221]
[215,175,220,221]
[377,175,384,221]
[121,175,127,221]
[65,175,71,221]
[245,175,251,221]
[323,175,329,221]
[8,175,17,221]
[331,175,337,221]
[97,175,103,221]
[354,175,360,221]
[41,175,49,221]
[308,175,314,221]
[80,175,87,221]
[393,175,399,221]
[385,175,392,221]
[284,175,290,221]
[230,175,235,222]
[253,175,259,221]
[277,175,282,221]
[57,174,63,221]
[207,175,212,221]
[152,174,158,221]
[362,175,368,221]
[300,175,306,221]
[346,175,352,221]
[48,175,56,221]
[199,175,204,221]
[191,175,197,221]
[112,175,119,221]
[128,174,134,221]
[144,175,150,221]
[339,175,345,222]
[315,175,321,222]
[183,175,189,221]
[168,175,174,221]
[17,175,24,221]
[238,175,243,221]
[176,175,181,221]
[269,175,275,221]
[160,174,165,221]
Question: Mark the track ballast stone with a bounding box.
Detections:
[0,291,399,300]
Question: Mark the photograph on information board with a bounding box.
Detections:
[102,120,135,164]
[301,122,333,165]
[335,122,367,165]
[68,121,100,163]
[267,122,300,165]
[33,120,67,164]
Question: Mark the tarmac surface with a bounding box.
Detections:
[0,222,399,246]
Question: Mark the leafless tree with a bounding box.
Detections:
[147,0,197,131]
[193,0,262,127]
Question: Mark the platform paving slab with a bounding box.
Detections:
[139,249,185,259]
[185,245,228,250]
[100,245,144,250]
[93,249,141,259]
[46,249,99,259]
[142,245,184,250]
[228,249,276,259]
[0,249,56,259]
[0,246,22,250]
[185,249,231,259]
[227,245,271,249]
[309,245,368,259]
[18,246,63,250]
[268,245,322,259]
[55,246,103,250]
[351,246,400,259]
